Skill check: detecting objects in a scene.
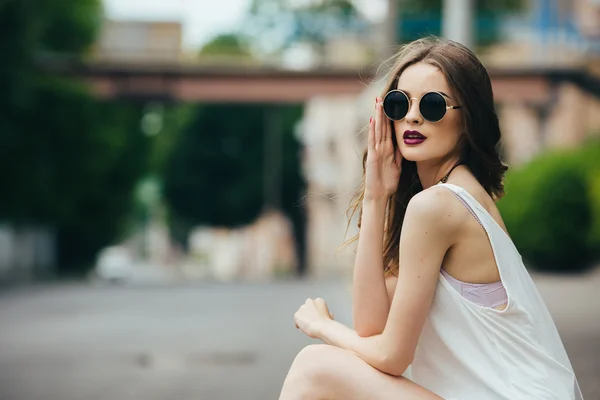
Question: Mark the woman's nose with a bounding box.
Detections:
[405,98,422,124]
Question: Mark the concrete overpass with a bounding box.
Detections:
[40,59,600,104]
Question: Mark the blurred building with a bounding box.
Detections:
[575,0,600,38]
[301,96,365,277]
[0,225,55,282]
[93,20,183,62]
[185,210,298,281]
[484,0,600,65]
[280,7,378,70]
[483,0,600,164]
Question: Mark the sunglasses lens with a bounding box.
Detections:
[420,92,446,122]
[383,91,409,120]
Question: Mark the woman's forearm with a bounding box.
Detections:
[352,197,391,337]
[317,319,410,377]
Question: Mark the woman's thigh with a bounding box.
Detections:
[283,344,443,400]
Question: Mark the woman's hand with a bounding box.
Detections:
[364,97,403,201]
[294,298,334,339]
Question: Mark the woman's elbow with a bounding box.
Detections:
[354,325,383,338]
[379,353,413,377]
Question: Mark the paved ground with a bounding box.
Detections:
[0,269,598,400]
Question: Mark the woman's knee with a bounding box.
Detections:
[280,345,334,399]
[287,345,337,386]
[293,344,337,370]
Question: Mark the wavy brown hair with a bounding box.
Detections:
[344,36,508,277]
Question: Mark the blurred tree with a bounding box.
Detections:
[243,0,368,62]
[146,104,196,175]
[0,0,152,276]
[163,34,307,273]
[199,33,253,59]
[164,104,267,230]
[164,34,307,273]
[498,151,593,271]
[163,104,305,248]
[398,0,525,46]
[36,0,103,54]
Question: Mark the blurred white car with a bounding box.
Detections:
[95,246,134,283]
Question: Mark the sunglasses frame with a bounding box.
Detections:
[382,90,462,123]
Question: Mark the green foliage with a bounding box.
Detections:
[199,33,253,58]
[0,0,101,66]
[164,104,265,228]
[569,139,600,257]
[36,0,103,54]
[0,0,152,276]
[0,77,150,275]
[146,104,196,175]
[163,104,305,246]
[498,151,593,272]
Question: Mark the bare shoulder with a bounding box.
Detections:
[405,185,466,235]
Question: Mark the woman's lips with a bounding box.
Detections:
[403,130,426,145]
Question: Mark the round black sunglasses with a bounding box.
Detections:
[382,90,462,123]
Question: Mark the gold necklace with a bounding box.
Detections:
[439,162,462,184]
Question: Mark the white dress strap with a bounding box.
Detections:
[435,183,511,249]
[435,182,516,300]
[441,185,484,228]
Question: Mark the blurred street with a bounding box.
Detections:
[0,268,599,400]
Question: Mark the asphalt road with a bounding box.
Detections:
[0,270,598,400]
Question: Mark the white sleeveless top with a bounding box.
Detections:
[403,183,584,400]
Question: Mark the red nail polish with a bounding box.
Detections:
[370,117,373,123]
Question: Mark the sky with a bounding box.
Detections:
[103,0,387,50]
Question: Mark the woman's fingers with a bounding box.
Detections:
[314,298,331,318]
[379,98,396,158]
[384,114,393,148]
[375,97,383,146]
[380,98,390,145]
[368,116,375,152]
[394,146,403,168]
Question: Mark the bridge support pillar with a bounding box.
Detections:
[299,94,364,278]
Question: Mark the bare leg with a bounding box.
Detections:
[279,344,443,400]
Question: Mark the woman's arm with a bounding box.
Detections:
[319,188,460,376]
[352,197,391,337]
[352,98,402,337]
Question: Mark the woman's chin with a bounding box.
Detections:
[399,146,433,162]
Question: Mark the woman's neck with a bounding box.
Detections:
[416,157,462,189]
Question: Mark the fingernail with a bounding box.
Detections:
[369,117,373,123]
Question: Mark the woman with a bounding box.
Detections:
[279,37,584,399]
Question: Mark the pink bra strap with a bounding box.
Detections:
[441,269,507,309]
